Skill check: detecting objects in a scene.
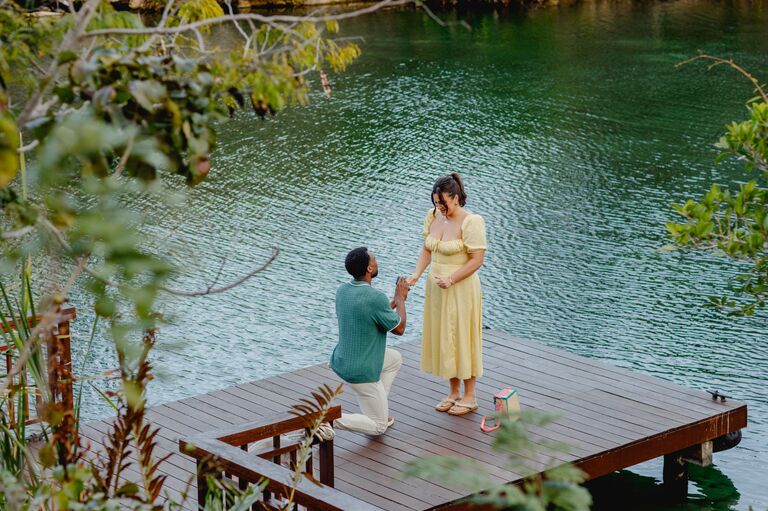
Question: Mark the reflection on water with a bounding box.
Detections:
[587,465,741,511]
[66,1,768,509]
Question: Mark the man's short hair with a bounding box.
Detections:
[345,247,370,279]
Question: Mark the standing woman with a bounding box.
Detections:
[407,173,487,415]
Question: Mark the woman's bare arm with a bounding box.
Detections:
[407,246,432,285]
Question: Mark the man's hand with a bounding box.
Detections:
[391,277,409,335]
[394,276,410,302]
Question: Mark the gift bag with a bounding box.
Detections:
[480,387,520,432]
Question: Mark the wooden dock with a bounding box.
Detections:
[80,330,747,510]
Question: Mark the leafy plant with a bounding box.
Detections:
[667,55,768,315]
[0,0,370,506]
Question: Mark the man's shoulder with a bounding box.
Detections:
[336,283,387,305]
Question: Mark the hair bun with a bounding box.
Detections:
[431,173,468,208]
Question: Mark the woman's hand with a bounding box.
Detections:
[434,275,454,289]
[394,276,410,302]
[406,274,419,287]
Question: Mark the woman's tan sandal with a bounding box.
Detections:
[435,399,457,412]
[447,402,479,416]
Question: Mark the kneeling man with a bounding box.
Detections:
[330,247,409,435]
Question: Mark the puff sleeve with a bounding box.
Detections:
[462,214,487,253]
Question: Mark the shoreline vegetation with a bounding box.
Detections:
[24,0,578,14]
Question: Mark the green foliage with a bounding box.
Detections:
[0,3,71,90]
[0,0,363,509]
[0,111,19,188]
[174,0,225,27]
[0,281,263,511]
[0,0,361,331]
[667,61,768,315]
[404,410,592,511]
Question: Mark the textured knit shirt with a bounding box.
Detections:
[330,280,401,384]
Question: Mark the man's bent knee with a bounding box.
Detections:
[386,349,403,368]
[372,420,389,435]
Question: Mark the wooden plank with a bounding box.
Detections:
[250,366,543,475]
[484,332,739,411]
[401,337,717,422]
[79,333,747,511]
[241,376,511,504]
[479,338,729,419]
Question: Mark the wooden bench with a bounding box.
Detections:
[179,405,384,511]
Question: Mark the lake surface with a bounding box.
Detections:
[69,1,768,508]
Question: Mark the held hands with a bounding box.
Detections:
[405,274,419,287]
[434,275,454,289]
[394,276,410,302]
[390,276,411,308]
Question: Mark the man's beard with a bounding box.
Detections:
[372,269,378,278]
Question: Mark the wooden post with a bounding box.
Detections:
[682,441,713,467]
[262,435,280,505]
[239,444,249,492]
[196,461,207,510]
[57,316,75,443]
[318,439,334,488]
[663,450,689,501]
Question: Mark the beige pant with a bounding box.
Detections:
[335,348,402,436]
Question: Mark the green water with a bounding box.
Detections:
[70,1,768,508]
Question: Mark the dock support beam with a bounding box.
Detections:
[663,441,713,501]
[663,449,689,501]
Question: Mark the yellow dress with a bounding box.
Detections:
[420,209,487,380]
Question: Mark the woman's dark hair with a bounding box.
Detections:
[345,247,370,279]
[432,172,467,212]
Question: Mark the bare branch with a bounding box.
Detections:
[2,226,35,240]
[260,25,271,54]
[419,1,472,31]
[677,53,768,104]
[81,0,415,39]
[192,27,206,52]
[113,136,135,177]
[224,0,250,45]
[17,139,39,154]
[40,216,279,298]
[63,254,90,294]
[209,256,228,291]
[159,247,279,297]
[16,0,103,129]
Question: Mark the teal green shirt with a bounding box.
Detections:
[330,280,401,384]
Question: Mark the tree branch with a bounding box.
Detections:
[16,0,103,129]
[39,216,279,298]
[16,139,39,154]
[676,53,768,104]
[1,226,35,239]
[158,247,279,297]
[113,136,135,177]
[80,0,415,39]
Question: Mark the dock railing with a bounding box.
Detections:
[1,305,76,427]
[179,405,384,511]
